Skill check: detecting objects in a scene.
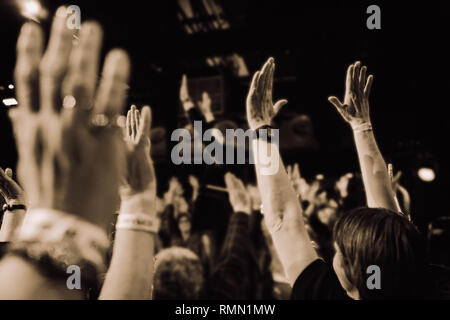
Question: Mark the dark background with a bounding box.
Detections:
[1,0,449,230]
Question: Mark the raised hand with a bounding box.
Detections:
[0,168,25,206]
[198,91,214,122]
[121,105,155,197]
[224,172,251,215]
[179,74,190,103]
[328,61,373,128]
[246,57,288,130]
[247,184,261,212]
[11,9,130,229]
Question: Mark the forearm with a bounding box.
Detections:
[353,129,399,211]
[100,230,154,300]
[100,192,156,300]
[0,209,26,241]
[252,139,317,285]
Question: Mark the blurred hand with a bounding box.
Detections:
[246,58,288,130]
[388,163,402,194]
[328,61,373,128]
[179,74,190,102]
[188,175,200,202]
[335,173,353,199]
[246,184,261,212]
[10,10,130,229]
[163,177,184,206]
[287,163,308,197]
[0,168,25,205]
[224,172,251,215]
[198,91,214,122]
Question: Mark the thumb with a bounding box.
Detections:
[5,168,13,179]
[273,99,288,115]
[328,96,344,110]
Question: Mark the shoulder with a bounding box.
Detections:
[291,259,350,300]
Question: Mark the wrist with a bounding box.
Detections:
[120,189,156,217]
[2,203,27,214]
[351,122,372,133]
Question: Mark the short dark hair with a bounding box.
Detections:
[333,207,429,299]
[153,247,204,300]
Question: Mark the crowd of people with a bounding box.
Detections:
[0,8,449,300]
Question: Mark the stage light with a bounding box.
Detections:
[18,0,48,22]
[8,84,14,89]
[418,167,435,182]
[3,98,18,106]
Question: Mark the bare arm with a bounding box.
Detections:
[100,106,157,300]
[247,58,317,286]
[328,62,399,212]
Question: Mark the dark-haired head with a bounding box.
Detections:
[332,207,431,299]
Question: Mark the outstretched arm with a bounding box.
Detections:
[247,58,317,286]
[100,106,157,300]
[328,62,400,212]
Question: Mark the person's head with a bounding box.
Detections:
[177,213,192,235]
[153,247,204,299]
[332,207,428,299]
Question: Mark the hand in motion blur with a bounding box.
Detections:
[246,57,288,130]
[246,184,261,212]
[0,168,25,205]
[188,175,200,202]
[198,91,214,122]
[163,177,184,205]
[224,172,251,215]
[286,163,309,197]
[328,61,373,128]
[179,74,190,102]
[121,105,155,198]
[10,11,130,229]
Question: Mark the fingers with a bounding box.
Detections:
[224,172,234,191]
[293,163,301,179]
[202,91,210,102]
[5,168,13,179]
[94,49,130,117]
[126,109,132,137]
[130,105,136,138]
[40,6,75,113]
[328,96,351,121]
[286,165,292,178]
[62,22,103,119]
[359,66,367,95]
[266,60,275,100]
[14,22,44,113]
[138,106,152,139]
[328,96,344,110]
[352,61,361,94]
[273,99,288,115]
[248,71,261,97]
[364,74,374,98]
[259,58,272,96]
[345,64,354,95]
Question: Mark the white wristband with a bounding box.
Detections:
[116,213,160,234]
[352,122,372,133]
